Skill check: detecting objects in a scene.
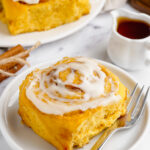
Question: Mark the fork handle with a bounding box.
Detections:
[91,127,118,150]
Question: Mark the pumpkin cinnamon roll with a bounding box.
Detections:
[0,0,90,35]
[19,57,128,150]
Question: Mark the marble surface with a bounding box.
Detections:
[0,4,150,150]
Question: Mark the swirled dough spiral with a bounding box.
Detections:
[25,57,121,115]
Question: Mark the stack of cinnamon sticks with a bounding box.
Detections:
[0,45,28,82]
[0,42,40,82]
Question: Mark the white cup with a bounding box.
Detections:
[107,9,150,70]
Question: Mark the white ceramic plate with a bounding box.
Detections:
[0,59,149,150]
[0,0,105,47]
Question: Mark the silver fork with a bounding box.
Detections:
[91,84,150,150]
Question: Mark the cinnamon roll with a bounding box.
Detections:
[19,57,128,150]
[0,0,90,35]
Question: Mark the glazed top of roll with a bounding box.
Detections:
[13,0,40,4]
[25,57,122,115]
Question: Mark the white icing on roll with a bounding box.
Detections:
[13,0,40,4]
[26,57,121,115]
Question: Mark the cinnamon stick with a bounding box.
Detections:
[0,45,29,82]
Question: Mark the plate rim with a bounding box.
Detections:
[0,59,149,150]
[0,0,106,47]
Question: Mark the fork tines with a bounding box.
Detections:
[127,84,150,125]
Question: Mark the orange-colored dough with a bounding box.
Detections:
[0,0,90,34]
[19,57,128,150]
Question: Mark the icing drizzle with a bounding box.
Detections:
[26,57,121,115]
[13,0,40,4]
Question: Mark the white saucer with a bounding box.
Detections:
[0,0,105,47]
[0,59,149,150]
